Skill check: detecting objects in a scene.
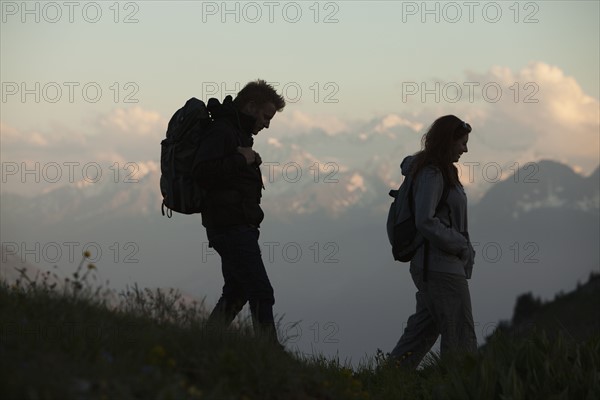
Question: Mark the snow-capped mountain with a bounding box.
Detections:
[1,159,597,226]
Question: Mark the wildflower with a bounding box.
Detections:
[87,264,97,271]
[187,385,202,398]
[83,250,91,258]
[147,345,167,365]
[151,345,166,358]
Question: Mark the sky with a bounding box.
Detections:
[1,1,599,162]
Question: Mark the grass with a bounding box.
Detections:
[1,257,598,400]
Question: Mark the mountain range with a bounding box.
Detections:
[1,158,598,364]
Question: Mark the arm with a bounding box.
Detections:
[413,167,469,257]
[192,122,247,187]
[194,154,247,186]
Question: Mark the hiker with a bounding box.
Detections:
[390,115,477,368]
[192,80,286,343]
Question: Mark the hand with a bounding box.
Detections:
[457,247,470,263]
[237,146,256,165]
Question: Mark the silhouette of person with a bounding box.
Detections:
[193,80,285,344]
[390,115,477,367]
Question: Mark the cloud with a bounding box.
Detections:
[275,110,349,136]
[96,106,167,137]
[374,114,424,134]
[0,121,20,141]
[0,106,167,196]
[1,63,598,199]
[1,121,85,149]
[267,137,283,148]
[463,62,599,174]
[346,173,366,193]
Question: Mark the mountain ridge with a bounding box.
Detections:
[1,159,598,224]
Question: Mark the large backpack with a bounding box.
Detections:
[386,170,448,262]
[160,97,213,218]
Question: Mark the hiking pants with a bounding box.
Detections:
[390,270,477,368]
[206,225,278,342]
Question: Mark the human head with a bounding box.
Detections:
[421,115,471,165]
[410,115,472,186]
[234,79,286,135]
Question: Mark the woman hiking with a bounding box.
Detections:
[390,115,477,368]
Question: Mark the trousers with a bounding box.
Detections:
[390,270,477,368]
[206,225,278,343]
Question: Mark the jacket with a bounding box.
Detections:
[401,156,475,278]
[192,96,264,228]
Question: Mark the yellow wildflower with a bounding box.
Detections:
[151,345,166,358]
[188,385,202,398]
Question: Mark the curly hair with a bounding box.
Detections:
[409,115,472,187]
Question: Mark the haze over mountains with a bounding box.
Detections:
[1,154,598,363]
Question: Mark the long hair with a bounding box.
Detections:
[410,115,472,187]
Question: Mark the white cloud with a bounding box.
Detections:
[374,114,424,134]
[29,132,49,147]
[275,110,349,136]
[464,62,599,174]
[1,63,598,199]
[97,106,166,137]
[0,121,85,149]
[0,121,20,141]
[346,173,366,193]
[267,137,283,148]
[135,160,160,179]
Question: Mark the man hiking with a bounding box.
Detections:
[193,80,286,344]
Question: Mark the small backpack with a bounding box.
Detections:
[160,98,213,218]
[386,170,448,262]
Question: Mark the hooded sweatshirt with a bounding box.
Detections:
[401,155,475,278]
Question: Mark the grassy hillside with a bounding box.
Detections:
[1,261,599,400]
[495,272,600,342]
